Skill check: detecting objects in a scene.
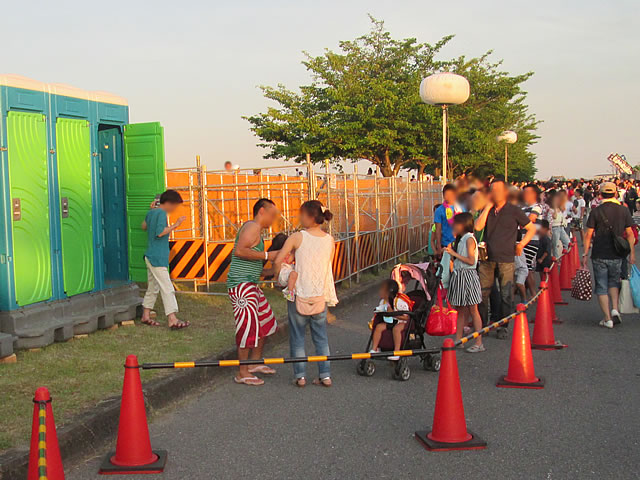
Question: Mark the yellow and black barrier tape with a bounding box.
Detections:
[140,257,564,370]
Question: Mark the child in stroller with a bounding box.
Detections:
[357,262,442,381]
[370,279,413,361]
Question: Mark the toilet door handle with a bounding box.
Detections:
[12,198,21,221]
[61,197,69,218]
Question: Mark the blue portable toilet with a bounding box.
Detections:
[0,75,166,356]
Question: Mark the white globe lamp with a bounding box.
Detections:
[420,73,470,180]
[496,130,517,182]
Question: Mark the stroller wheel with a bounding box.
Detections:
[357,359,376,377]
[393,358,411,381]
[423,353,441,372]
[496,327,508,340]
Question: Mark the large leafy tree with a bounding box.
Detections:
[245,17,539,180]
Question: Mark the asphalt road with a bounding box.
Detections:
[67,281,640,480]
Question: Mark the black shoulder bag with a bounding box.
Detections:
[598,207,631,258]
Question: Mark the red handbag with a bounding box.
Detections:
[426,285,458,336]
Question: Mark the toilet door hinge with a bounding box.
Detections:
[49,149,56,154]
[0,147,7,152]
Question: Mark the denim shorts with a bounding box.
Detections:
[591,258,623,296]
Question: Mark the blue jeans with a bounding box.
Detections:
[287,301,331,379]
[551,226,570,258]
[592,258,622,296]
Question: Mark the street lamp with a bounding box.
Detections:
[419,72,470,181]
[496,130,517,182]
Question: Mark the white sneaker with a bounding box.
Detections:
[599,319,614,329]
[611,309,622,326]
[369,349,380,354]
[387,355,400,361]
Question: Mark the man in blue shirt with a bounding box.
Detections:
[433,184,463,256]
[140,189,188,329]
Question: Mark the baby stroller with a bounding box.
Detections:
[356,261,442,381]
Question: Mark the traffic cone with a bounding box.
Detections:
[542,273,563,324]
[559,249,572,290]
[415,338,486,451]
[497,304,545,389]
[100,355,167,474]
[28,387,65,480]
[549,260,567,305]
[532,282,567,350]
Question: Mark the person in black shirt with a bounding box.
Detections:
[475,180,536,331]
[535,220,553,279]
[583,182,635,328]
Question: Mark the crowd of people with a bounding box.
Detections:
[431,176,638,351]
[139,175,638,385]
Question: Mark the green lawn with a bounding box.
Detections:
[0,287,287,452]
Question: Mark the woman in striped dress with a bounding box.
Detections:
[444,212,485,353]
[521,184,544,295]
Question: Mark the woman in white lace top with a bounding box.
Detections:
[274,200,338,387]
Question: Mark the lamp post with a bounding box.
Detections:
[496,130,517,182]
[419,73,470,181]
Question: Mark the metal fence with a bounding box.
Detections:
[165,158,441,288]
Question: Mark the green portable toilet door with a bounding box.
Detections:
[6,112,52,306]
[56,118,94,296]
[124,122,166,282]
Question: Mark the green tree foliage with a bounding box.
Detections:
[245,17,539,180]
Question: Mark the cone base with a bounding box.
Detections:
[99,450,167,475]
[415,430,486,451]
[532,341,567,351]
[496,375,545,389]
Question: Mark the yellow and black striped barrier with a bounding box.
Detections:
[37,400,48,480]
[140,259,559,370]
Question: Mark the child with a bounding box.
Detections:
[536,219,552,281]
[427,203,442,256]
[140,189,189,329]
[370,279,412,361]
[444,212,485,353]
[277,251,298,302]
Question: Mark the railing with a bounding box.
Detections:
[166,158,441,288]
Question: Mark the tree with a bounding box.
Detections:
[245,16,539,180]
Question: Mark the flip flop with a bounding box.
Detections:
[233,376,264,386]
[312,377,332,387]
[141,319,161,327]
[249,365,276,375]
[169,321,191,330]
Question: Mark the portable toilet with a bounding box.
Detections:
[0,75,165,356]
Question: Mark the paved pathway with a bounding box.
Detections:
[68,282,640,479]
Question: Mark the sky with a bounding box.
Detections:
[2,0,639,179]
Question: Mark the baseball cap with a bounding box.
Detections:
[599,182,617,194]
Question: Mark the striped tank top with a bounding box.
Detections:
[226,225,265,289]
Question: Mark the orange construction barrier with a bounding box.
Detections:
[497,304,545,389]
[559,250,572,290]
[549,261,567,305]
[28,387,65,480]
[415,338,486,451]
[532,282,568,350]
[100,355,167,475]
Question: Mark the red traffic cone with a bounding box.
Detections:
[549,260,567,305]
[497,304,545,389]
[28,387,65,480]
[100,355,167,474]
[532,282,567,350]
[559,250,572,290]
[542,273,563,324]
[415,338,486,451]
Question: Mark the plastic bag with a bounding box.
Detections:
[618,279,639,314]
[629,265,640,308]
[426,285,458,336]
[440,251,451,289]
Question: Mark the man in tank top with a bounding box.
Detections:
[227,198,281,386]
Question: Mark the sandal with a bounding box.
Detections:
[141,318,161,327]
[234,375,264,386]
[169,320,191,330]
[249,365,276,375]
[466,344,486,353]
[295,377,306,388]
[312,377,332,387]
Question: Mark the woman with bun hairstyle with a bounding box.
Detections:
[274,200,338,387]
